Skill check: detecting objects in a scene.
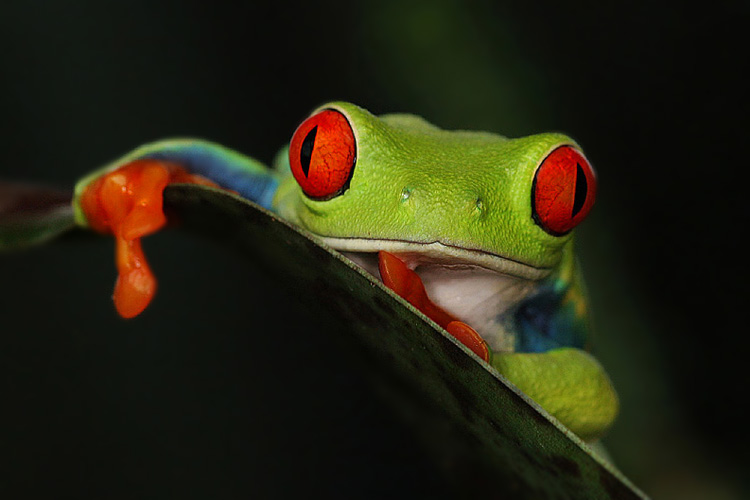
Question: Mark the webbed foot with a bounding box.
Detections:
[78,160,217,317]
[378,251,491,362]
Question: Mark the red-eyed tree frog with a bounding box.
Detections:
[72,102,618,441]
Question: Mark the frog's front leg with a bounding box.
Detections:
[74,139,281,317]
[378,251,492,362]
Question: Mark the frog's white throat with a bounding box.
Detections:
[325,238,545,352]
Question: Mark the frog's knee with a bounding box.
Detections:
[491,347,618,441]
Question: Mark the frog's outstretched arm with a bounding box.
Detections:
[73,139,281,318]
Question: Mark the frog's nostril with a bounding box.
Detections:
[472,195,488,218]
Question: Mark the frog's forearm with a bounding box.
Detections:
[73,139,280,226]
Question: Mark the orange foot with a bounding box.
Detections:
[79,159,218,318]
[378,251,491,362]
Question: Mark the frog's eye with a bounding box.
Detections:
[532,145,597,235]
[289,109,357,200]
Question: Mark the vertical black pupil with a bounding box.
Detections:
[572,163,587,218]
[300,125,318,177]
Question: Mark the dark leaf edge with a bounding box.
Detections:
[163,183,649,500]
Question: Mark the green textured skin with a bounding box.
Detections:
[274,102,577,271]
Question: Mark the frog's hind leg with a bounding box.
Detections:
[492,348,619,441]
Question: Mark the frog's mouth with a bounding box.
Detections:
[319,237,549,360]
[323,237,550,279]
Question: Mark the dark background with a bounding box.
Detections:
[1,1,746,498]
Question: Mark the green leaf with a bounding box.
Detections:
[0,182,75,250]
[0,180,647,497]
[160,184,648,500]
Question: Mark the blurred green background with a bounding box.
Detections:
[0,1,745,498]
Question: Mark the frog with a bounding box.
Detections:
[72,101,618,442]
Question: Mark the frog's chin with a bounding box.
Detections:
[320,237,547,352]
[317,236,550,280]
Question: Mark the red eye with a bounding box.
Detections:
[532,145,597,235]
[288,109,356,200]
